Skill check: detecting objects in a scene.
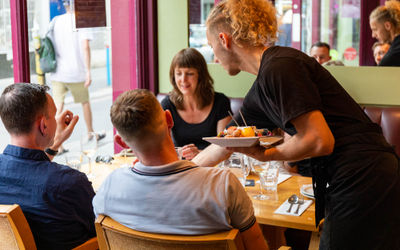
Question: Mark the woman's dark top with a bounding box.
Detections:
[234,46,400,249]
[379,34,400,66]
[161,92,232,149]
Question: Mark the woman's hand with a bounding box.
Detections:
[181,144,200,160]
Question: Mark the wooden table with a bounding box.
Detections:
[244,173,319,250]
[245,173,316,232]
[81,156,134,191]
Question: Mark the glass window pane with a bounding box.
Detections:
[26,0,114,159]
[189,0,214,63]
[302,0,360,66]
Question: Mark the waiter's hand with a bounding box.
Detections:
[181,144,200,160]
[227,144,270,161]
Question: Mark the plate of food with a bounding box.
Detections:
[203,126,282,147]
[300,184,314,199]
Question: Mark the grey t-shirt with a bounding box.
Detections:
[93,160,255,235]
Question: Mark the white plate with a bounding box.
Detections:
[203,136,282,148]
[300,184,314,199]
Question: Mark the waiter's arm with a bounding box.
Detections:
[230,110,335,162]
[192,144,232,167]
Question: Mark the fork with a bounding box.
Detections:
[294,197,304,214]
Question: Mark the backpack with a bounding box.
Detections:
[36,17,57,73]
[36,37,56,73]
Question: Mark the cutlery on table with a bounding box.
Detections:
[294,196,304,214]
[286,194,298,213]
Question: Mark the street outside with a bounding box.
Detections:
[0,66,114,165]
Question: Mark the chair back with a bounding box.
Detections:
[0,204,36,250]
[95,215,244,250]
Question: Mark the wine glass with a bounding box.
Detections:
[242,155,252,186]
[81,132,98,178]
[251,158,270,200]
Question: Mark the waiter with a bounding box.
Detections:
[193,0,400,249]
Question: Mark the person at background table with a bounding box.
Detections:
[161,48,232,160]
[370,0,400,66]
[49,0,105,155]
[0,83,96,249]
[93,89,267,250]
[372,41,390,65]
[309,41,344,66]
[193,0,400,249]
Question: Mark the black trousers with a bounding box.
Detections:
[319,150,400,250]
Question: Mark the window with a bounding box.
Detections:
[189,0,214,63]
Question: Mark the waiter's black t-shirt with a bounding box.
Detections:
[379,35,400,66]
[235,46,372,141]
[161,92,232,149]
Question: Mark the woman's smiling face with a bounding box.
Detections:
[174,67,199,96]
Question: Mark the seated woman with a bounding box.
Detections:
[161,48,232,160]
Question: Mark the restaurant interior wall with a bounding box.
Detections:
[158,0,400,106]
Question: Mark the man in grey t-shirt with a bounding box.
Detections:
[93,89,268,250]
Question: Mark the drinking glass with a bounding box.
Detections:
[259,163,279,191]
[222,153,248,186]
[65,152,82,171]
[81,132,98,178]
[251,158,270,200]
[242,155,252,186]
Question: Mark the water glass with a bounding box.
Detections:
[222,153,248,186]
[175,147,183,160]
[251,159,270,200]
[259,163,279,191]
[65,152,82,171]
[81,132,98,178]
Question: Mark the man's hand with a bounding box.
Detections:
[84,71,92,88]
[181,144,200,160]
[52,110,79,149]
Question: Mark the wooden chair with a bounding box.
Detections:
[95,215,245,250]
[0,204,98,250]
[0,204,36,250]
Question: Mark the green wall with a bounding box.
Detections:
[158,0,189,94]
[158,0,400,106]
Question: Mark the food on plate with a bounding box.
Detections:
[217,126,272,137]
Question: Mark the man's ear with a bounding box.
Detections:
[218,32,231,49]
[384,21,392,31]
[114,134,129,149]
[165,110,174,129]
[38,116,46,136]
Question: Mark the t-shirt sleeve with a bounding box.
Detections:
[226,172,256,232]
[261,57,322,127]
[214,93,232,121]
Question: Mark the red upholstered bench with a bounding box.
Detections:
[156,93,400,156]
[363,106,400,156]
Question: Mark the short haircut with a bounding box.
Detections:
[110,89,163,143]
[311,42,330,51]
[169,48,214,110]
[372,41,390,51]
[370,1,400,33]
[206,0,277,47]
[0,83,49,135]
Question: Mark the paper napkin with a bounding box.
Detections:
[274,198,313,216]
